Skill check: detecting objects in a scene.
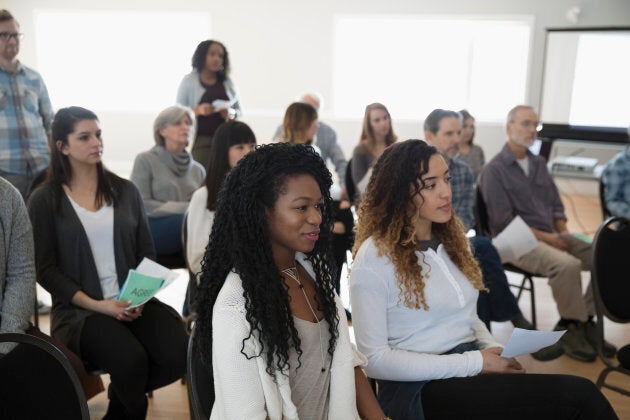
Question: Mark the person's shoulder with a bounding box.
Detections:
[352,143,369,156]
[318,121,336,136]
[354,237,380,262]
[191,186,208,202]
[214,271,247,311]
[0,177,21,201]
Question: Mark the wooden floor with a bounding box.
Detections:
[35,191,630,419]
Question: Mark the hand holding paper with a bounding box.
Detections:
[116,258,178,308]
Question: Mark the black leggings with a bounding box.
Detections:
[80,300,187,419]
[379,374,618,420]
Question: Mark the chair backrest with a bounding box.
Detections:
[599,178,612,220]
[591,216,630,323]
[474,185,492,237]
[345,157,357,205]
[0,333,90,420]
[186,324,215,420]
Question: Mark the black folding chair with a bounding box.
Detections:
[186,323,215,420]
[591,216,630,396]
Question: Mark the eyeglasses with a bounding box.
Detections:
[0,32,24,41]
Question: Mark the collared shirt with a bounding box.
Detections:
[480,143,566,235]
[602,146,630,218]
[0,62,54,175]
[449,157,475,230]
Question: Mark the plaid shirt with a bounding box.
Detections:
[602,146,630,218]
[449,157,475,230]
[0,62,54,175]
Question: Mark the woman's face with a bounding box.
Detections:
[58,119,103,167]
[204,42,225,73]
[228,142,255,168]
[460,117,475,145]
[412,154,452,233]
[266,174,323,261]
[161,115,192,149]
[369,108,391,139]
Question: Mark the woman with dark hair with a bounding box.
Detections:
[350,102,397,202]
[456,109,485,182]
[186,120,256,281]
[350,139,618,420]
[28,106,188,420]
[195,143,384,419]
[131,105,205,258]
[176,39,242,168]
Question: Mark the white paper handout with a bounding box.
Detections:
[491,215,538,263]
[135,257,180,288]
[212,98,236,111]
[501,328,566,358]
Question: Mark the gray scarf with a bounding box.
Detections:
[152,145,192,177]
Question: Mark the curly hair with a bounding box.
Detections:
[195,143,339,378]
[353,139,483,310]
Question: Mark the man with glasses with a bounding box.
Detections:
[0,9,54,198]
[0,9,53,315]
[480,105,616,362]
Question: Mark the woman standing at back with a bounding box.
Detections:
[177,39,242,169]
[350,102,397,202]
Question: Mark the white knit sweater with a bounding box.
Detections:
[210,253,366,420]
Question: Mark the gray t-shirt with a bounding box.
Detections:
[289,316,332,419]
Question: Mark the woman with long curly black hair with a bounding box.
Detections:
[350,139,617,420]
[195,143,384,419]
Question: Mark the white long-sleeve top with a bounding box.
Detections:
[349,237,501,382]
[211,253,366,420]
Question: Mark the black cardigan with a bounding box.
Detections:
[28,179,156,355]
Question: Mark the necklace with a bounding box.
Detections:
[281,265,328,373]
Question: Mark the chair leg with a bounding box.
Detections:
[526,276,536,329]
[33,295,39,329]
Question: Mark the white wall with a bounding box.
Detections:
[7,0,630,176]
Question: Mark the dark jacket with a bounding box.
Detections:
[28,178,155,355]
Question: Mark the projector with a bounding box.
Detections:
[551,156,598,174]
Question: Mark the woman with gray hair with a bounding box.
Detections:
[131,105,205,257]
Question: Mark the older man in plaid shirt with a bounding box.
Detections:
[0,9,54,197]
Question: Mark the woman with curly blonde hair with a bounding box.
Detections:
[350,139,617,420]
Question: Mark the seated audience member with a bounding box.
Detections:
[350,139,618,420]
[131,105,205,257]
[480,105,616,361]
[278,103,355,301]
[186,120,256,304]
[351,103,398,203]
[195,143,384,419]
[176,39,241,169]
[28,106,188,419]
[273,92,348,187]
[601,126,630,218]
[424,109,532,330]
[455,109,485,182]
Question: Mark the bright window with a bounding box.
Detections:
[333,16,532,121]
[34,10,210,113]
